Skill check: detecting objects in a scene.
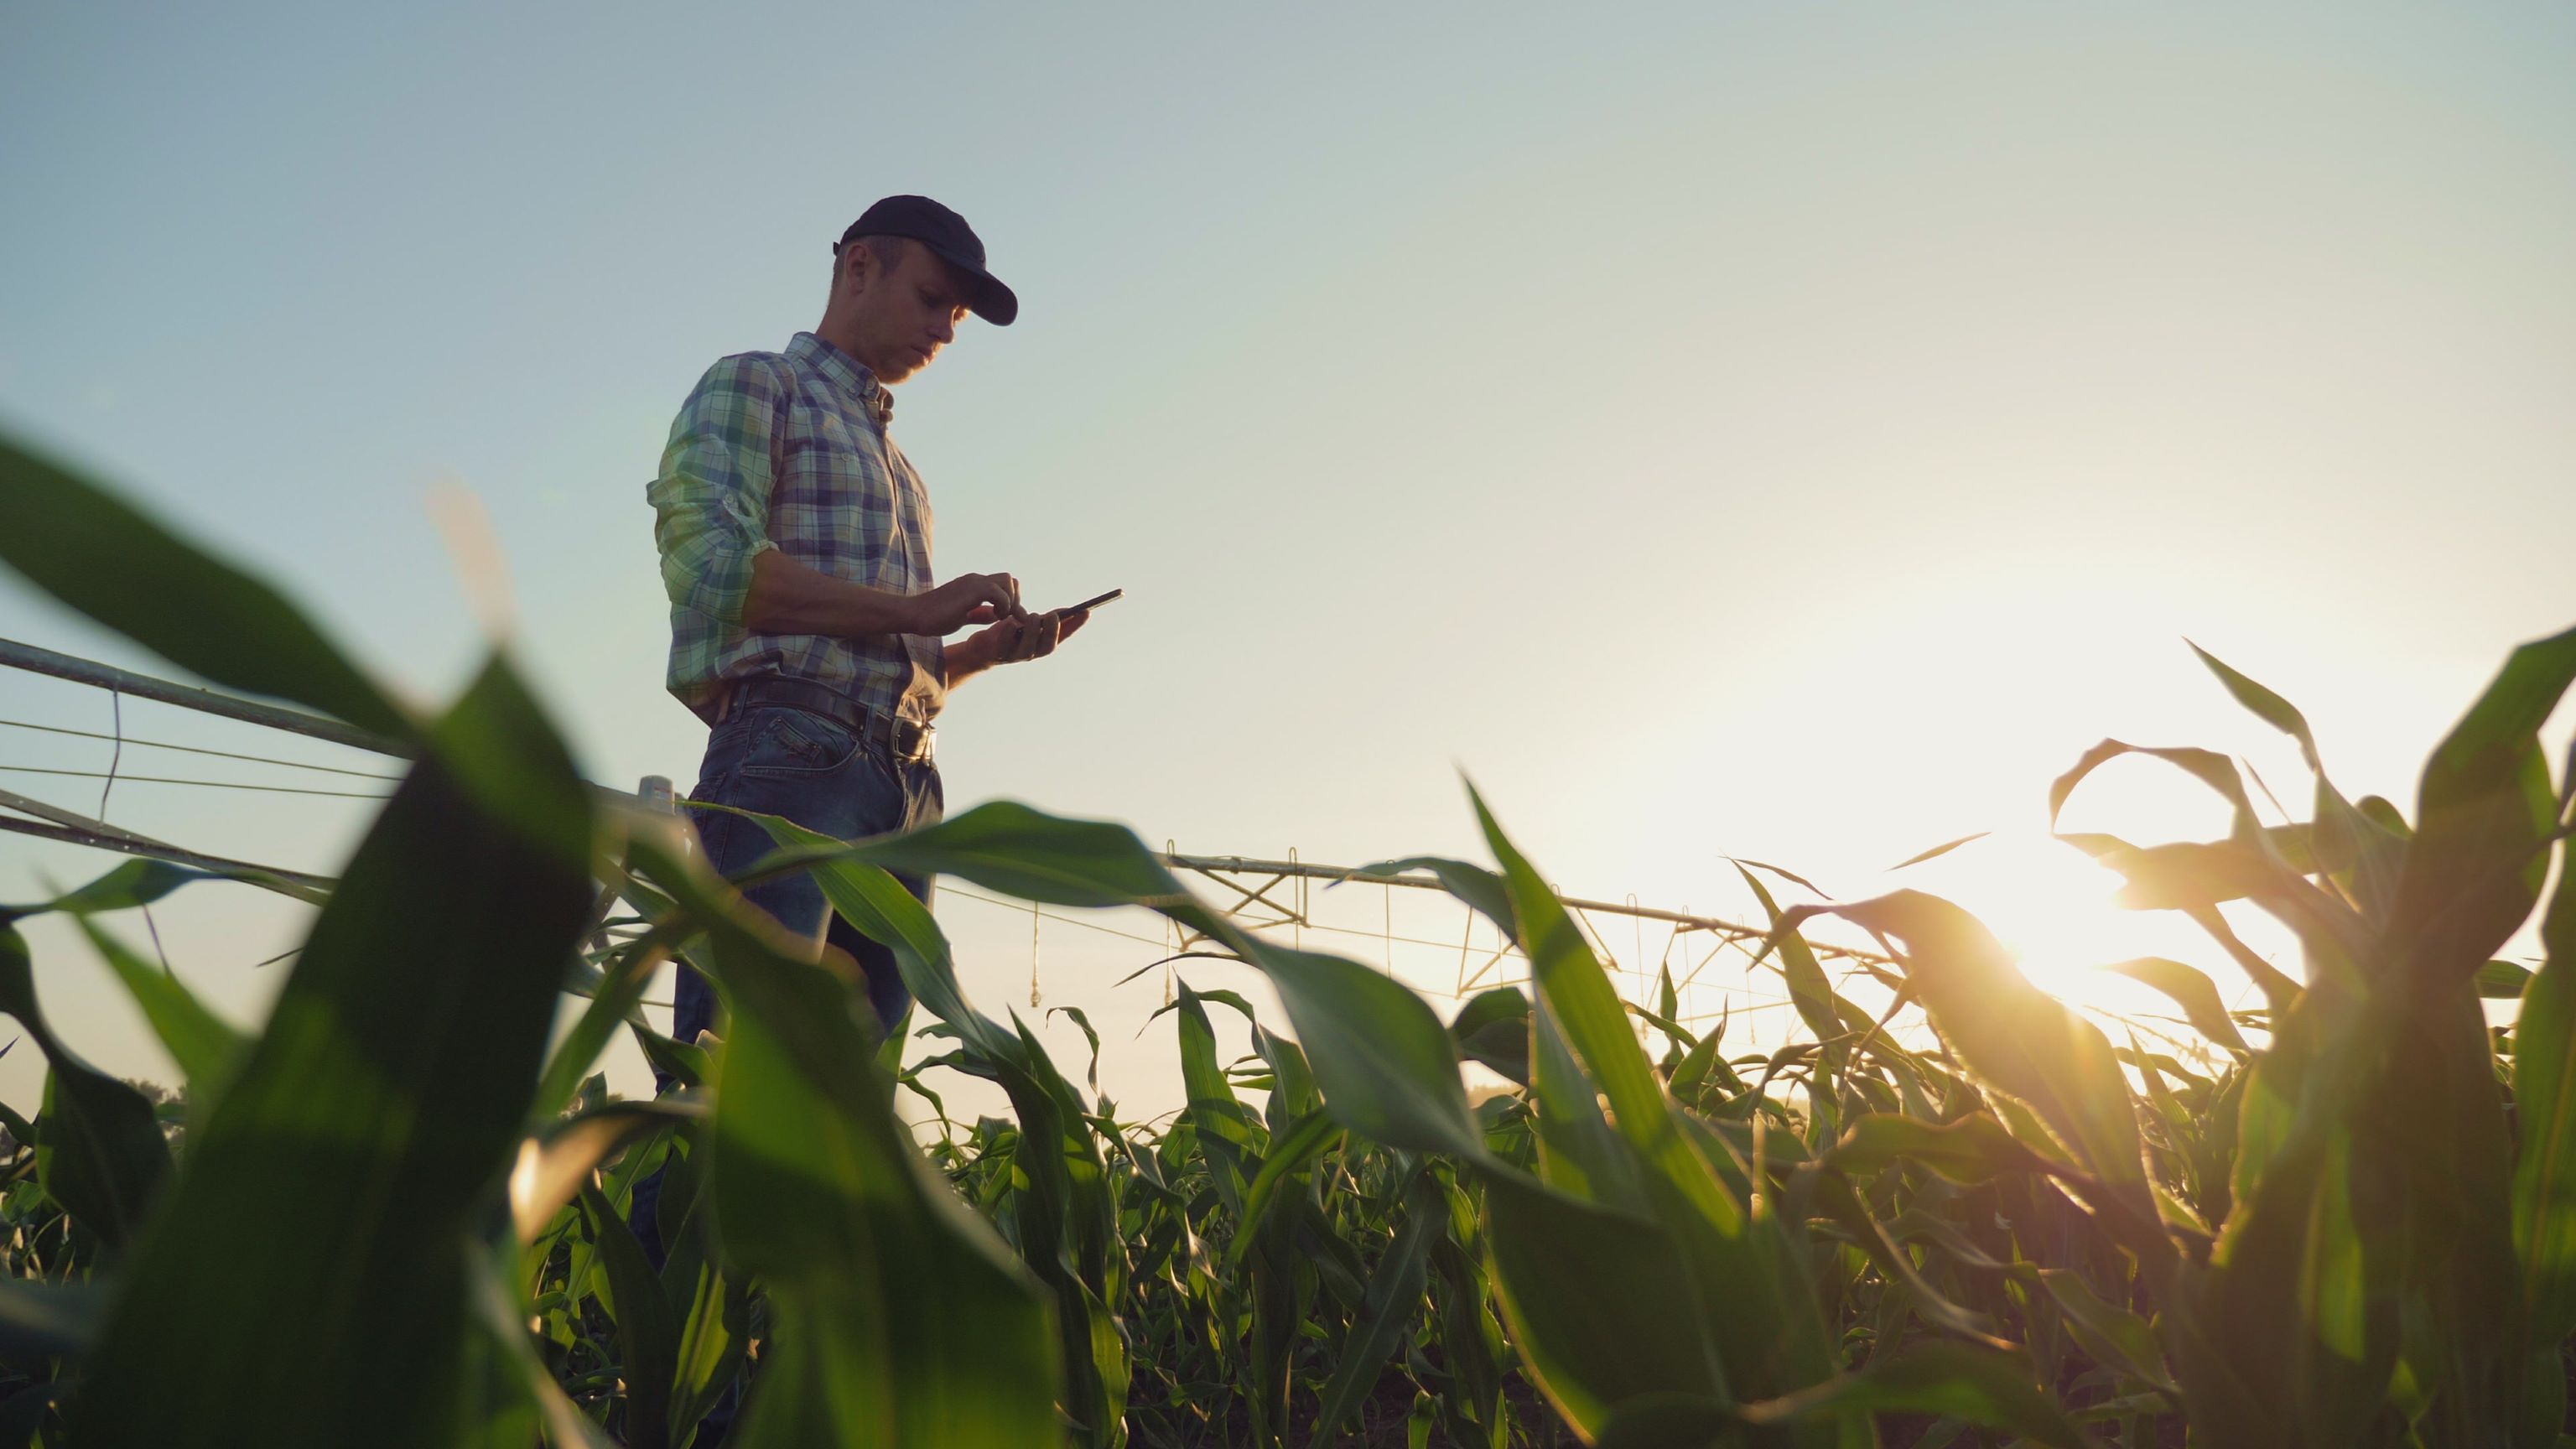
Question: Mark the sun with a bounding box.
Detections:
[1890,828,2282,1042]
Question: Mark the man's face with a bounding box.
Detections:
[850,242,971,385]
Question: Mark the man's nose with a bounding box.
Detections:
[929,314,956,345]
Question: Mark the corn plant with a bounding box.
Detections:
[3,426,2575,1448]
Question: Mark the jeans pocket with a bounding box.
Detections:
[737,707,864,779]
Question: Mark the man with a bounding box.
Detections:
[647,194,1087,1057]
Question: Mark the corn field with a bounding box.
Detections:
[2,429,2574,1448]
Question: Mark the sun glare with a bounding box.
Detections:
[1898,829,2278,1046]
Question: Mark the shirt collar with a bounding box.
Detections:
[788,331,894,426]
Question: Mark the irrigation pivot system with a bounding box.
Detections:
[0,633,1885,1024]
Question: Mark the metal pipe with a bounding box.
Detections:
[0,637,1892,969]
[0,636,408,759]
[1160,852,1893,966]
[0,782,143,839]
[0,813,331,902]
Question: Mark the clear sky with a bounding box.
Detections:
[4,2,2572,1117]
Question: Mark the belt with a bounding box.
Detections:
[713,677,935,765]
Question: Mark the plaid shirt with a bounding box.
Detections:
[648,332,944,725]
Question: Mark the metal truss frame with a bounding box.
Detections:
[3,636,1895,1024]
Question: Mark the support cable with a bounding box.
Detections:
[98,690,122,820]
[0,766,389,800]
[0,716,401,780]
[0,636,407,758]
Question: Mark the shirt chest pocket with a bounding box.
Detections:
[776,425,909,585]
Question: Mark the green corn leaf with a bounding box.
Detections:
[1473,787,1718,1215]
[1229,1110,1343,1268]
[1450,987,1532,1086]
[1305,1170,1445,1447]
[533,927,673,1119]
[1801,1168,2010,1348]
[2052,742,2365,972]
[1477,787,1849,1432]
[805,803,1491,1161]
[2513,836,2576,1343]
[1254,1023,1318,1122]
[2052,740,2270,844]
[1823,1111,2067,1185]
[776,799,1187,910]
[70,916,249,1109]
[579,1186,679,1449]
[2178,1115,2390,1449]
[1049,1004,1105,1099]
[2391,624,2576,982]
[1788,892,2143,1189]
[0,850,319,917]
[1246,940,1486,1158]
[2028,1266,2179,1396]
[1591,1343,2091,1448]
[1737,865,1845,1144]
[2100,957,2251,1054]
[508,1098,701,1244]
[2480,959,2537,1000]
[1667,1025,1744,1105]
[635,835,1060,1449]
[1783,891,2169,1269]
[1482,1167,1728,1437]
[740,813,1008,1054]
[1171,980,1256,1213]
[1883,1208,2015,1273]
[1526,991,1642,1207]
[660,1176,754,1446]
[2188,642,2320,766]
[72,659,594,1449]
[0,927,170,1249]
[465,1239,618,1449]
[1737,867,1841,1048]
[1407,1390,1440,1449]
[741,813,1131,1441]
[1732,1340,2091,1449]
[1354,855,1519,944]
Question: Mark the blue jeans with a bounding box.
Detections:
[668,701,943,1070]
[628,703,941,1445]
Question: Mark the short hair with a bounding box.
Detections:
[833,232,913,288]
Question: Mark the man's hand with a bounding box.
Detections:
[744,553,1026,640]
[987,606,1088,662]
[904,572,1026,635]
[947,606,1091,686]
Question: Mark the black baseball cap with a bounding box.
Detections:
[835,195,1018,326]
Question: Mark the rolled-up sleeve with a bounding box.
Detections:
[647,356,782,627]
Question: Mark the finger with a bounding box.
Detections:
[997,573,1024,620]
[963,603,999,625]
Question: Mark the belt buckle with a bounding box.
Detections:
[891,714,931,765]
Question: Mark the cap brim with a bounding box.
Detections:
[921,242,1019,326]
